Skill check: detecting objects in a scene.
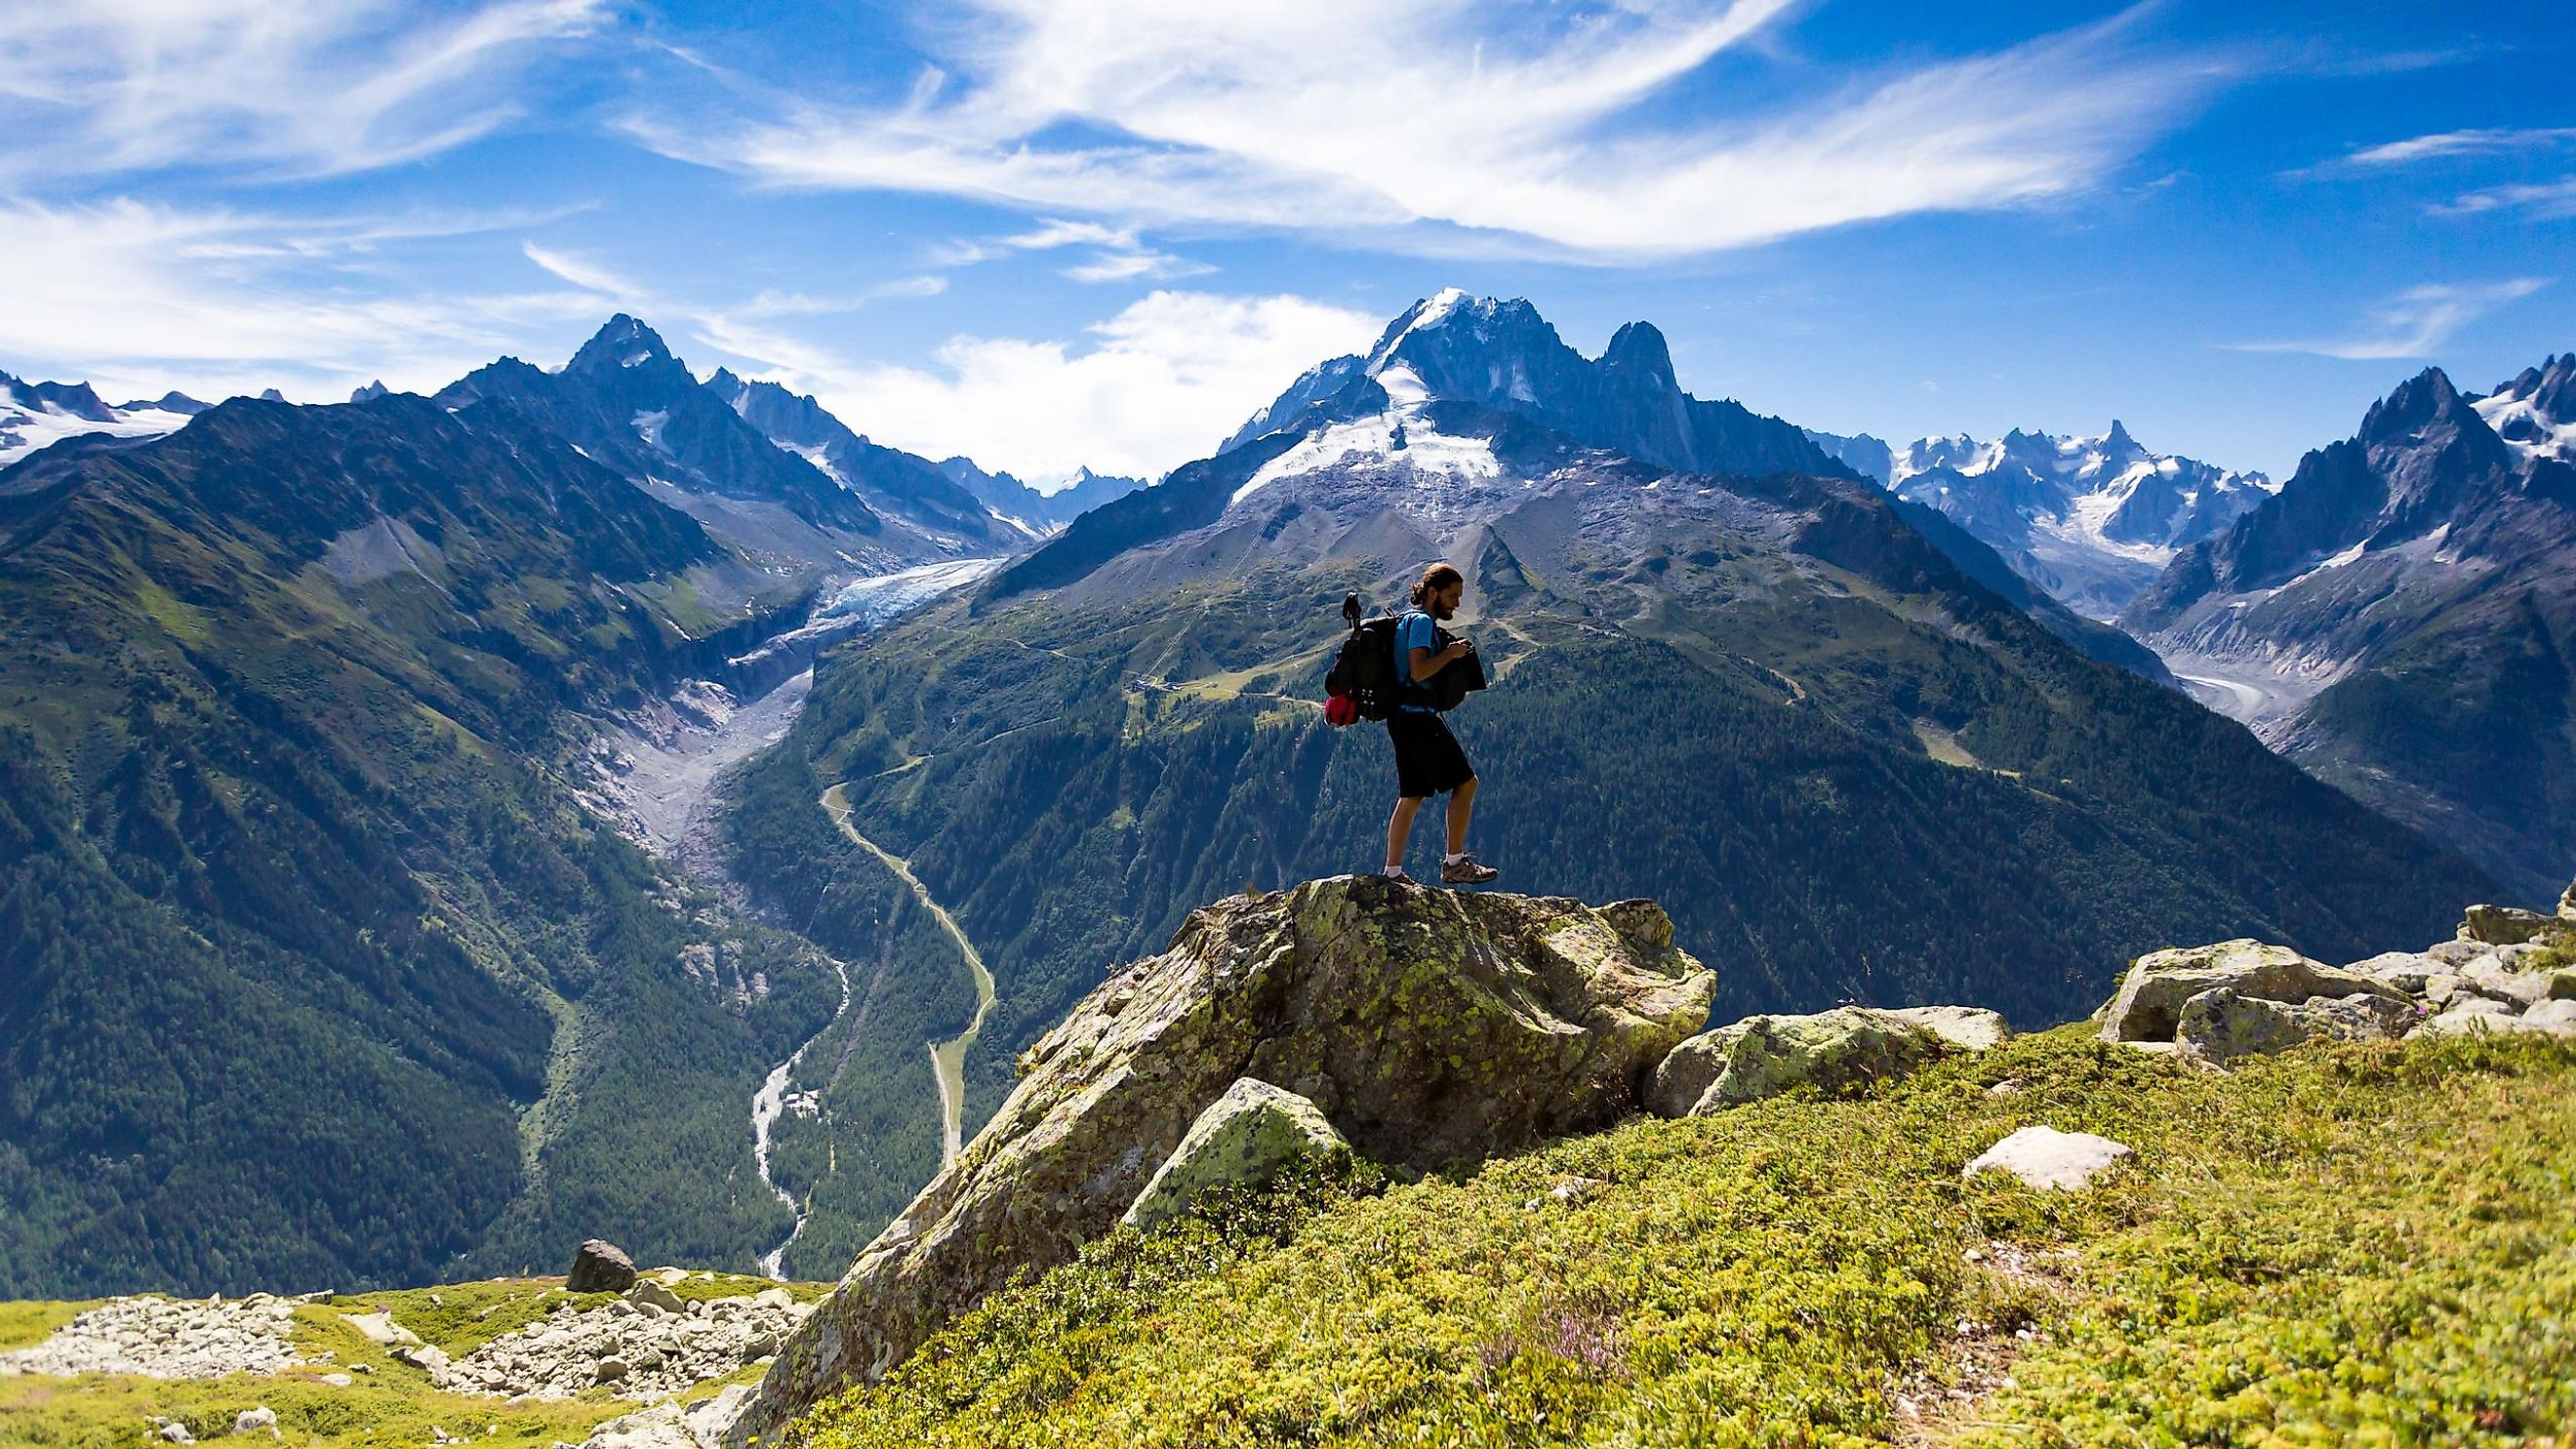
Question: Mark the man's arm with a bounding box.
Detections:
[1409,638,1471,682]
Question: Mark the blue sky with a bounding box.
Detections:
[0,0,2567,484]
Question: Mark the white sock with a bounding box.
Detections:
[1382,864,1406,875]
[1445,852,1469,865]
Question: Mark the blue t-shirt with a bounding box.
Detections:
[1394,609,1440,713]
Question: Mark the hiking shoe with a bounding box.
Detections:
[1380,866,1416,884]
[1440,855,1500,885]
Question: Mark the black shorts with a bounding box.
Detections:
[1388,710,1475,798]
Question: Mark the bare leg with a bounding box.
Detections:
[1445,776,1477,857]
[1386,797,1424,871]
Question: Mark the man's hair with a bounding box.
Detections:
[1409,563,1464,608]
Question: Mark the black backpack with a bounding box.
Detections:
[1323,593,1401,724]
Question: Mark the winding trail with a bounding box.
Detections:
[751,958,851,1279]
[819,782,996,1169]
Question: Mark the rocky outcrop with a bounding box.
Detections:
[727,878,1713,1446]
[440,1285,808,1401]
[2100,941,2410,1046]
[568,1239,640,1294]
[0,1294,310,1379]
[2107,891,2576,1062]
[1646,1005,2008,1117]
[1122,1078,1352,1231]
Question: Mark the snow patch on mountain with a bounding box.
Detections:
[0,374,199,472]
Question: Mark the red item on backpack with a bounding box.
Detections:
[1324,690,1359,727]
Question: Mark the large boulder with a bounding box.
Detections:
[2099,941,2408,1045]
[1122,1078,1351,1231]
[2560,877,2576,920]
[2461,904,2566,947]
[726,878,1713,1446]
[2175,988,2414,1066]
[567,1239,637,1294]
[1646,1005,2005,1117]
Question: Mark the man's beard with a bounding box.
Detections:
[1429,597,1457,620]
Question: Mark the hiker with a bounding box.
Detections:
[1383,563,1499,884]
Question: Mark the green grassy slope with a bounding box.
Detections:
[787,1028,2576,1448]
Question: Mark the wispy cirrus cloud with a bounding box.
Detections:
[933,218,1214,284]
[0,198,607,401]
[2226,279,2549,361]
[0,0,604,181]
[623,0,2230,261]
[2339,127,2576,168]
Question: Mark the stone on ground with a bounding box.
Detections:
[1123,1078,1352,1230]
[1964,1126,2132,1190]
[2521,999,2576,1034]
[726,878,1713,1446]
[1648,1006,1995,1117]
[2099,940,2407,1045]
[339,1310,422,1348]
[231,1406,279,1437]
[567,1239,639,1294]
[2176,988,2414,1065]
[2461,904,2567,946]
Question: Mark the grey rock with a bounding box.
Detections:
[2464,957,2553,1009]
[1649,1006,1966,1117]
[1877,1005,2012,1051]
[2176,988,2413,1066]
[2346,951,2449,993]
[728,879,1712,1446]
[2461,904,2565,947]
[2523,999,2576,1035]
[2425,939,2492,967]
[1122,1078,1351,1231]
[2559,876,2576,920]
[2412,1002,2544,1038]
[567,1239,638,1294]
[160,1423,196,1444]
[625,1280,685,1314]
[1963,1126,2132,1190]
[2099,940,2408,1044]
[230,1406,279,1436]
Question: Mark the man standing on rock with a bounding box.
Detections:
[1383,563,1500,885]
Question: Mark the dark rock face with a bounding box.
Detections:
[725,879,1713,1444]
[565,1239,637,1294]
[702,369,1019,548]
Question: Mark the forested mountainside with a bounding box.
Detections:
[2123,356,2576,905]
[0,394,849,1297]
[718,294,2492,1234]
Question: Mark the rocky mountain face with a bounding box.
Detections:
[0,370,203,472]
[0,391,852,1296]
[433,317,896,573]
[727,293,2490,1255]
[2120,357,2576,903]
[702,369,1030,553]
[1806,422,2273,620]
[936,457,1146,532]
[727,877,1716,1443]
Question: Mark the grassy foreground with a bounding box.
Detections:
[0,1273,831,1449]
[785,1026,2576,1448]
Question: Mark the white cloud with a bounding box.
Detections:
[2435,178,2576,221]
[2226,280,2549,361]
[933,217,1214,284]
[2342,127,2576,168]
[0,0,603,181]
[786,291,1383,484]
[625,1,2223,261]
[0,198,606,401]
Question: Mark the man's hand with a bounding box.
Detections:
[1440,638,1473,664]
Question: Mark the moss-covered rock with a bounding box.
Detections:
[1121,1078,1350,1231]
[726,877,1712,1445]
[2099,939,2409,1045]
[1646,1004,2003,1116]
[2174,987,2413,1065]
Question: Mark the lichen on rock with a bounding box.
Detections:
[725,877,1712,1446]
[2099,940,2408,1046]
[1647,1005,2007,1118]
[1121,1077,1351,1231]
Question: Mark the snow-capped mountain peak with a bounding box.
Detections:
[2473,352,2576,464]
[1,370,202,473]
